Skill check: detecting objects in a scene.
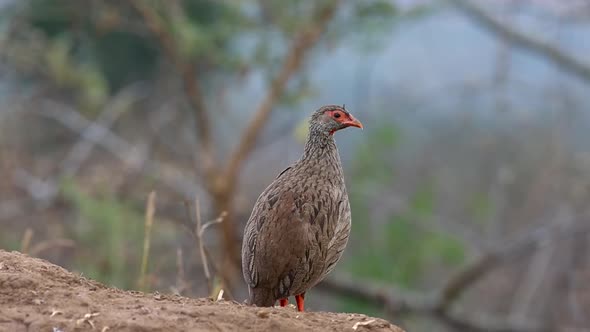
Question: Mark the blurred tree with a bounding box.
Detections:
[2,1,590,331]
[0,0,398,291]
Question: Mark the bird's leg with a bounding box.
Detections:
[279,298,289,307]
[295,293,305,312]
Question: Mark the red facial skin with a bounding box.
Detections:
[326,109,363,135]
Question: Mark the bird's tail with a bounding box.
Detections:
[248,287,276,307]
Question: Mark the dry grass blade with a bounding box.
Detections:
[138,191,157,291]
[173,247,188,295]
[20,227,33,254]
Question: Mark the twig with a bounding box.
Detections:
[199,211,227,238]
[194,198,227,295]
[449,0,590,83]
[194,198,211,291]
[183,198,226,297]
[138,191,156,291]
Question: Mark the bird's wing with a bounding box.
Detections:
[322,188,352,278]
[242,167,351,295]
[242,179,305,288]
[242,166,294,288]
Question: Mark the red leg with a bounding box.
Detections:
[279,298,288,307]
[295,293,305,312]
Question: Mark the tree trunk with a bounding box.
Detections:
[212,187,242,294]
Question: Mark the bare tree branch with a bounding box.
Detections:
[449,0,590,83]
[509,207,574,322]
[439,219,590,309]
[10,85,145,215]
[320,275,544,332]
[60,84,145,177]
[224,0,342,186]
[129,0,216,179]
[320,220,590,332]
[36,101,203,198]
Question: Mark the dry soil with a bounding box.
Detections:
[0,250,404,332]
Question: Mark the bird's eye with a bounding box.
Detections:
[334,112,341,119]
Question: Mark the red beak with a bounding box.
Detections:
[343,114,363,129]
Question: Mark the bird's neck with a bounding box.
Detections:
[299,129,343,174]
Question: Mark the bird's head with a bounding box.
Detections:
[310,105,363,136]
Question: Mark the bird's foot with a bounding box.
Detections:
[279,298,288,307]
[295,293,305,312]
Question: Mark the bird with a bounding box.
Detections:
[241,105,363,312]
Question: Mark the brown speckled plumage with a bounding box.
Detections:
[241,105,362,310]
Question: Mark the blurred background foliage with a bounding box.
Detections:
[1,0,590,331]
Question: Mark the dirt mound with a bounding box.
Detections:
[0,250,403,332]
